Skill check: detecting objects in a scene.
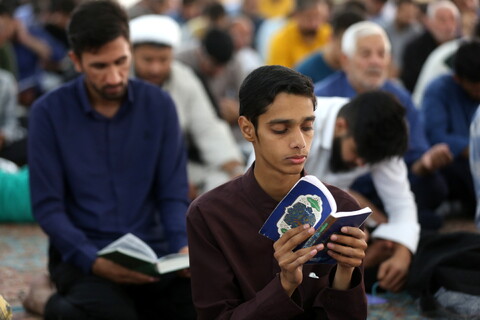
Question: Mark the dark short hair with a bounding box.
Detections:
[239,65,316,130]
[68,0,129,57]
[338,90,408,164]
[454,40,480,83]
[335,0,367,16]
[201,28,233,64]
[203,1,226,21]
[49,0,76,14]
[331,9,365,37]
[0,1,14,16]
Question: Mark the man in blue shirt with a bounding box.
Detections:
[28,1,194,319]
[422,40,480,218]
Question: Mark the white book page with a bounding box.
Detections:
[157,253,190,274]
[332,206,372,218]
[98,233,158,262]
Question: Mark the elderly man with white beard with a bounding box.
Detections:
[311,21,453,292]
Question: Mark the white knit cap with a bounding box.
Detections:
[129,15,181,48]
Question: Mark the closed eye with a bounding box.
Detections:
[272,128,288,134]
[302,126,313,132]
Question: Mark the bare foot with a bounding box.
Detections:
[21,273,56,315]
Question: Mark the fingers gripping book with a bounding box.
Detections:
[97,233,189,276]
[259,175,372,264]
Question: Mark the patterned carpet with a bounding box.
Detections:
[0,221,476,320]
[0,224,46,320]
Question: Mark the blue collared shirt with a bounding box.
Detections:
[422,74,479,157]
[29,76,189,274]
[314,71,429,166]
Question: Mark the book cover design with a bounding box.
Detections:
[259,175,371,264]
[259,176,337,241]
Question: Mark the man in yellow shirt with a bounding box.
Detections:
[267,0,331,68]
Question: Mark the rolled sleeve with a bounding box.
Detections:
[371,157,420,253]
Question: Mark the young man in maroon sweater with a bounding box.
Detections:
[187,65,368,319]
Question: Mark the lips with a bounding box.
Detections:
[287,155,307,164]
[365,68,383,76]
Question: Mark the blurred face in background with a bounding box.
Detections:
[0,14,15,46]
[395,2,420,28]
[295,2,330,38]
[342,34,390,92]
[453,0,479,12]
[428,6,458,43]
[199,50,226,77]
[229,17,254,50]
[133,44,173,86]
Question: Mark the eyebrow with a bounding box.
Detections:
[88,55,128,68]
[267,116,316,125]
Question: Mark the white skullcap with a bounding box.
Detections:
[130,15,181,48]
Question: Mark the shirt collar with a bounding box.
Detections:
[242,164,278,217]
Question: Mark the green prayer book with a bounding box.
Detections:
[97,233,189,276]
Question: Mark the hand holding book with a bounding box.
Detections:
[260,175,372,264]
[93,256,159,284]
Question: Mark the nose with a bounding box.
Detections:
[105,66,122,85]
[369,53,383,66]
[150,61,163,74]
[290,127,306,150]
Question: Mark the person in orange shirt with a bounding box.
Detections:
[266,0,331,68]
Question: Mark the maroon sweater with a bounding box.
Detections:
[187,166,367,319]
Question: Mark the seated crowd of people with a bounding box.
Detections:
[0,0,479,318]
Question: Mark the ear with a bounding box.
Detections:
[69,51,82,73]
[334,117,348,136]
[238,116,255,142]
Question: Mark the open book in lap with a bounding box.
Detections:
[97,233,189,276]
[259,175,371,264]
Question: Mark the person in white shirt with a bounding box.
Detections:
[129,15,245,198]
[305,92,420,293]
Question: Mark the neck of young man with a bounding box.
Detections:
[254,164,303,202]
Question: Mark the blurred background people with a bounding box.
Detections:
[295,8,365,83]
[401,0,460,92]
[421,40,480,218]
[266,0,331,68]
[384,0,422,78]
[130,15,245,199]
